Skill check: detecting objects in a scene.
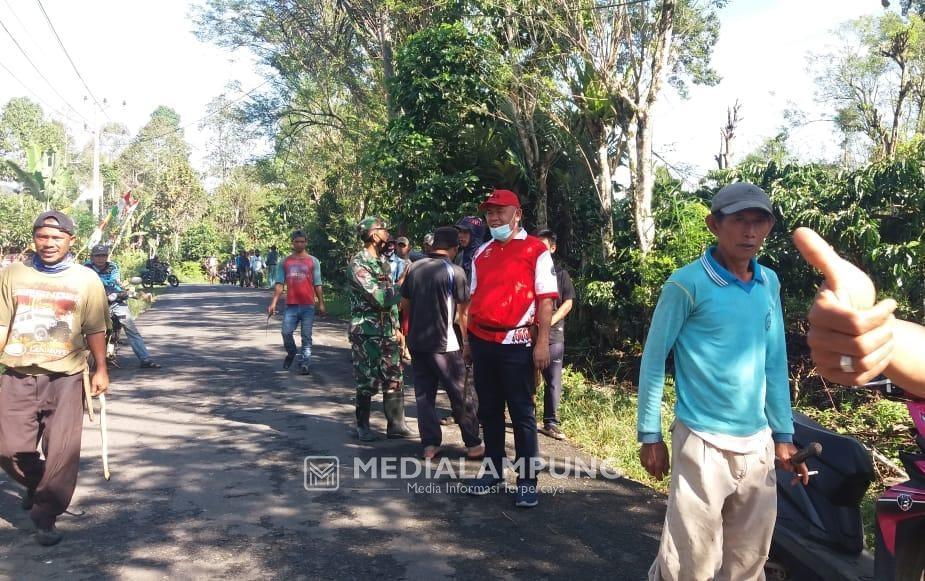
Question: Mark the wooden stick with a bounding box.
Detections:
[99,393,110,480]
[83,367,95,423]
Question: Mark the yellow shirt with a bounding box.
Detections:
[0,260,108,375]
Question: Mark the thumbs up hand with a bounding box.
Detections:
[793,227,897,386]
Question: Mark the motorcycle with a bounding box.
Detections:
[140,262,179,289]
[767,379,925,580]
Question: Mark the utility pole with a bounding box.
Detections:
[92,125,101,219]
[87,97,123,220]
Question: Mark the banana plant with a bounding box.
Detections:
[2,144,48,209]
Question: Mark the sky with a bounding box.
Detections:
[653,0,885,182]
[0,0,891,185]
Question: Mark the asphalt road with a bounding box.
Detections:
[0,284,664,580]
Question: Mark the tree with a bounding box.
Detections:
[715,100,742,169]
[200,86,257,181]
[0,97,66,162]
[212,167,270,254]
[543,0,725,255]
[370,22,507,237]
[815,13,925,158]
[116,107,204,257]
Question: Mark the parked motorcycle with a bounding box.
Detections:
[140,262,179,289]
[767,380,925,580]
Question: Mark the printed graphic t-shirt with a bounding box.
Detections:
[0,261,109,375]
[276,255,322,306]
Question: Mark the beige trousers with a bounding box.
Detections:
[648,422,777,581]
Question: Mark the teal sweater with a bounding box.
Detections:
[637,247,794,444]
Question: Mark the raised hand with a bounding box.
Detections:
[793,227,897,386]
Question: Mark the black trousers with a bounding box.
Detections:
[410,351,481,448]
[470,336,539,480]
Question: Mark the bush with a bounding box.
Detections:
[113,249,148,280]
[173,260,207,283]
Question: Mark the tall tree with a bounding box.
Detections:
[116,107,204,257]
[545,0,725,255]
[816,13,925,158]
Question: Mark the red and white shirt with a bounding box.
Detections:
[468,229,559,345]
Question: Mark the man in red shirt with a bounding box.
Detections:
[464,189,558,508]
[268,230,326,374]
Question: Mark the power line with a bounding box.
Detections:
[0,16,88,123]
[132,79,273,146]
[34,0,110,122]
[0,56,80,124]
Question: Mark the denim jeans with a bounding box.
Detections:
[282,305,315,364]
[110,303,151,362]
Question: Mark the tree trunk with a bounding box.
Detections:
[379,10,396,119]
[634,112,656,255]
[595,124,615,257]
[535,161,551,229]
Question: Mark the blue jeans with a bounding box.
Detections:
[110,303,151,362]
[282,305,315,365]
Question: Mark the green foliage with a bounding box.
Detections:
[0,192,43,252]
[174,260,208,283]
[113,249,148,280]
[368,22,507,238]
[180,222,223,261]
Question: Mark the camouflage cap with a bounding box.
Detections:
[356,216,388,241]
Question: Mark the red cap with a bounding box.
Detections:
[478,189,521,211]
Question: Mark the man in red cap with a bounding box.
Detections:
[463,189,558,508]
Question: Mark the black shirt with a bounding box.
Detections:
[550,265,576,344]
[400,255,469,353]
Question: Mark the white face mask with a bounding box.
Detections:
[489,216,517,241]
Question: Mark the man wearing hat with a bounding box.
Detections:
[464,189,558,508]
[400,226,483,460]
[86,244,161,369]
[348,217,412,441]
[454,216,486,280]
[0,211,110,546]
[636,182,808,580]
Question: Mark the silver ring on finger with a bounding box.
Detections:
[839,355,855,373]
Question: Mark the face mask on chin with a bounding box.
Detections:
[489,217,517,242]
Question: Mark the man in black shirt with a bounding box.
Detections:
[535,229,576,440]
[401,227,483,460]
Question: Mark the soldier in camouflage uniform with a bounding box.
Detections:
[348,216,413,441]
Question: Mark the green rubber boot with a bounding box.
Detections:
[356,394,377,442]
[383,391,413,439]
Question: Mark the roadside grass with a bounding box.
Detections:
[129,287,165,317]
[546,366,676,493]
[323,284,351,320]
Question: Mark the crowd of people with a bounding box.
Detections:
[206,247,276,288]
[1,187,923,577]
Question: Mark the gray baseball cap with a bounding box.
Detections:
[710,182,774,215]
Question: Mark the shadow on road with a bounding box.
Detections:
[0,284,664,580]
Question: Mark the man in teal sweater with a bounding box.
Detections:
[637,182,809,581]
